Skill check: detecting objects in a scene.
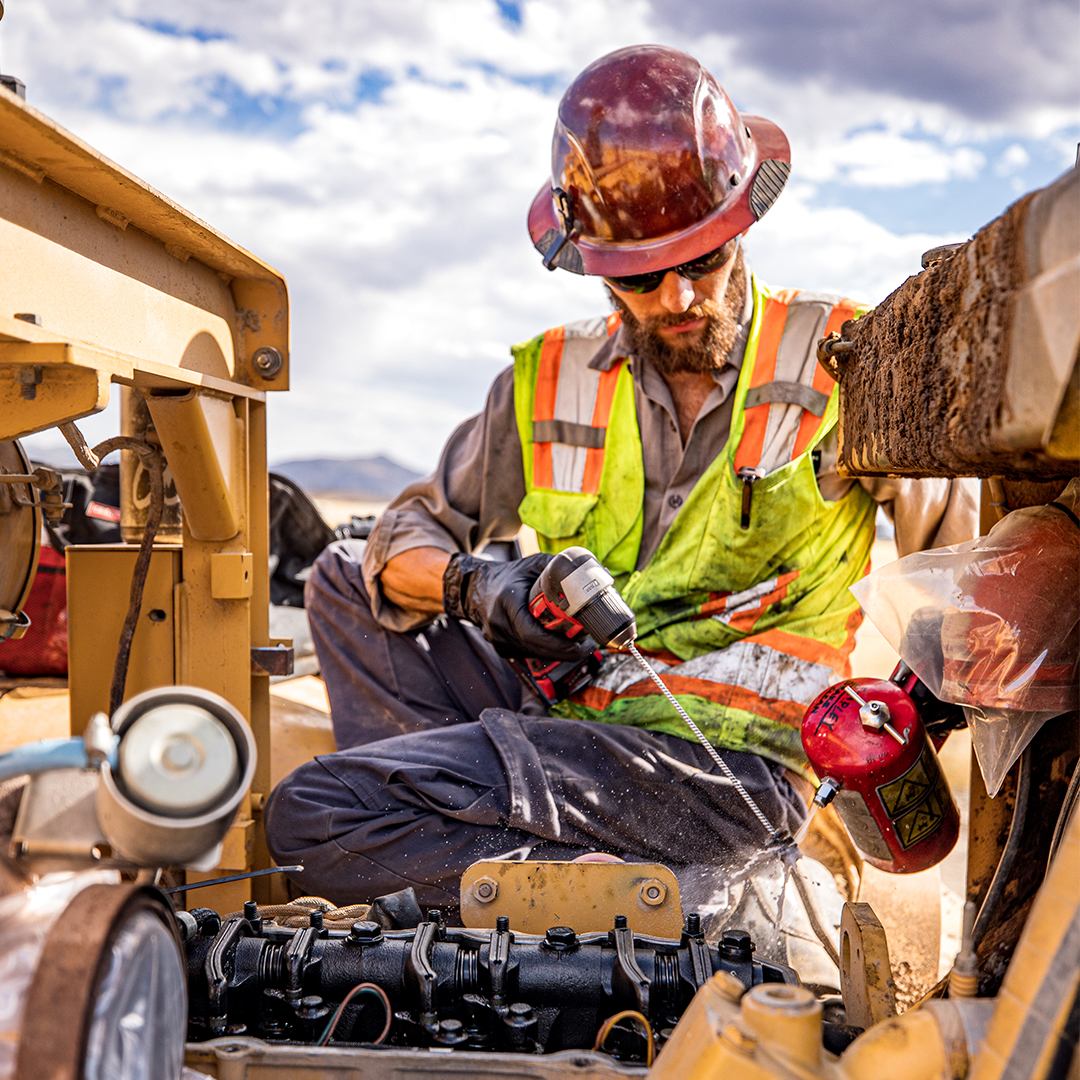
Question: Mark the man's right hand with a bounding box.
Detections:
[443,552,597,662]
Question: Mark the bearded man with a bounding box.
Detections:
[265,46,978,909]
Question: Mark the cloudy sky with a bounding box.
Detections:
[4,0,1077,472]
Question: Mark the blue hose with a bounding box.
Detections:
[0,737,92,784]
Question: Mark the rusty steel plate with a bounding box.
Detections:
[460,860,683,937]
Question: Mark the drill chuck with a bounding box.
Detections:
[531,547,637,649]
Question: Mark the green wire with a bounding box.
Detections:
[316,986,387,1045]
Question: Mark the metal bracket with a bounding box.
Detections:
[251,643,294,676]
[460,860,683,937]
[840,901,897,1028]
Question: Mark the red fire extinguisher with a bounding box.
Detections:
[801,663,960,873]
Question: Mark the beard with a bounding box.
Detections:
[607,251,748,376]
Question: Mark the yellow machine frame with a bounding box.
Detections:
[0,87,288,904]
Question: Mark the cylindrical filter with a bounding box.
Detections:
[97,686,255,868]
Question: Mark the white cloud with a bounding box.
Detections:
[744,183,966,306]
[995,143,1031,176]
[796,129,986,188]
[1,0,1075,473]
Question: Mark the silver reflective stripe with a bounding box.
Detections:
[591,638,834,704]
[756,294,837,473]
[548,319,612,491]
[745,380,829,417]
[533,419,606,448]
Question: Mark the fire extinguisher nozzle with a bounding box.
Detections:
[813,777,841,808]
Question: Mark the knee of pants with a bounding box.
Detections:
[263,761,340,867]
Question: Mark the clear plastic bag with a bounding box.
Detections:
[852,479,1079,796]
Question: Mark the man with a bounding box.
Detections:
[266,45,977,908]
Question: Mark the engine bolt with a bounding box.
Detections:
[639,879,667,906]
[349,920,382,942]
[473,876,499,903]
[544,925,577,949]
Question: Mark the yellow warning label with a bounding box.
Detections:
[878,754,932,817]
[892,787,946,849]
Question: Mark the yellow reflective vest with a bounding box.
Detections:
[511,278,876,775]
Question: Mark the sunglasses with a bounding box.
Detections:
[605,237,740,294]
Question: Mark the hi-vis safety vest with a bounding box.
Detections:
[511,278,876,776]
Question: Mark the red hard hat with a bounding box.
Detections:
[529,45,791,278]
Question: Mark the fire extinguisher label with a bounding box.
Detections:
[876,751,947,849]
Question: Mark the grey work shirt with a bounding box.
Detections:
[363,271,981,633]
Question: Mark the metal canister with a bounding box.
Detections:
[801,675,959,873]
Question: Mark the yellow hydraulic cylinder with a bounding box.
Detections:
[969,805,1080,1080]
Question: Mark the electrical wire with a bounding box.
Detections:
[317,983,392,1046]
[593,1009,655,1066]
[627,643,779,839]
[973,748,1031,947]
[85,436,164,716]
[788,863,841,969]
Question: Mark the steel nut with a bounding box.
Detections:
[251,346,284,378]
[639,879,666,906]
[472,876,499,903]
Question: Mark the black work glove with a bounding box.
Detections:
[443,552,597,662]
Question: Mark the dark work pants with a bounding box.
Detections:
[265,541,806,907]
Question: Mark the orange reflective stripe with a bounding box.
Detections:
[699,570,799,633]
[734,294,789,473]
[744,623,859,675]
[606,312,622,336]
[791,298,857,458]
[532,327,565,489]
[576,674,807,728]
[581,359,624,494]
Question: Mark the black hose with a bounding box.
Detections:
[89,437,164,717]
[1047,758,1080,873]
[973,748,1032,947]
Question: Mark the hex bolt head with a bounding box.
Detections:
[349,920,382,942]
[472,876,498,903]
[251,346,284,379]
[721,929,754,961]
[545,925,577,948]
[639,879,667,906]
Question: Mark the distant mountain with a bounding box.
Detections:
[271,455,425,498]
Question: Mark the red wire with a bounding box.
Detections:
[318,982,392,1045]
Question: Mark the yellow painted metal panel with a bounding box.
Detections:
[147,390,241,541]
[0,344,111,440]
[211,553,254,599]
[66,545,181,733]
[460,860,683,936]
[0,88,288,390]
